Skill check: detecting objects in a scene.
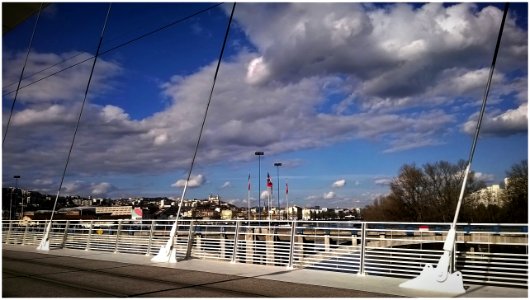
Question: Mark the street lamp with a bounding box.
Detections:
[274,162,282,219]
[11,175,20,220]
[15,175,22,219]
[255,151,264,220]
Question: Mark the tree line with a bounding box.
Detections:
[362,160,528,223]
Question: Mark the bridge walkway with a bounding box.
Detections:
[2,244,527,298]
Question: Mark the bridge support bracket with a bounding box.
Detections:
[399,263,465,295]
[400,228,465,295]
[36,222,51,251]
[36,238,50,251]
[151,245,177,263]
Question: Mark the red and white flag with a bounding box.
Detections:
[266,172,273,189]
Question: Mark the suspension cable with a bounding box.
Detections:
[3,3,43,144]
[2,3,223,97]
[172,2,236,231]
[451,3,509,226]
[47,4,113,225]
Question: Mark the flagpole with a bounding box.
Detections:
[247,173,251,221]
[286,181,289,220]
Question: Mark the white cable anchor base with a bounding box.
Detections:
[399,228,465,295]
[36,222,51,251]
[151,245,178,263]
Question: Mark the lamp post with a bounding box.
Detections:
[274,162,282,220]
[15,176,23,219]
[13,175,20,220]
[255,151,264,220]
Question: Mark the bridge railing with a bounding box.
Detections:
[2,219,527,288]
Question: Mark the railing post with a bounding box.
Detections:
[265,227,275,266]
[451,235,457,273]
[21,223,30,245]
[60,220,70,249]
[5,221,13,244]
[245,228,254,264]
[85,220,94,251]
[220,235,226,259]
[146,220,155,256]
[231,221,240,263]
[185,220,195,259]
[114,219,123,253]
[358,222,366,275]
[287,221,297,269]
[196,235,202,253]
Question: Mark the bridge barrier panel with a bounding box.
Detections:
[2,219,527,288]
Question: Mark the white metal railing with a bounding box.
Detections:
[2,219,527,288]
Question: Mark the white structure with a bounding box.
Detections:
[472,184,505,207]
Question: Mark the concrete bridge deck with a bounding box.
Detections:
[2,244,527,298]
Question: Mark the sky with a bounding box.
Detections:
[2,2,528,209]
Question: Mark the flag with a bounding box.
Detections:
[248,173,251,191]
[286,182,288,194]
[266,172,273,189]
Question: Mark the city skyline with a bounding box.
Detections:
[2,2,528,209]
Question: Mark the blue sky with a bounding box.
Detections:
[2,2,527,209]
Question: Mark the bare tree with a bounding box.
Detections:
[502,160,528,223]
[363,160,483,222]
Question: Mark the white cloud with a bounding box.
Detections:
[332,179,346,188]
[474,172,496,183]
[246,56,271,85]
[463,103,528,136]
[374,177,393,186]
[91,182,115,195]
[232,2,525,100]
[2,3,526,199]
[172,174,205,188]
[323,191,336,199]
[3,51,121,104]
[60,180,116,196]
[221,181,231,188]
[260,190,271,200]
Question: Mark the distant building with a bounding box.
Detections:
[221,209,233,220]
[471,184,506,207]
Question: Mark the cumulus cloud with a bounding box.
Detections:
[323,191,336,199]
[172,174,205,188]
[3,51,121,104]
[60,180,116,196]
[332,179,346,188]
[374,177,393,186]
[474,172,496,183]
[463,103,528,136]
[233,3,525,100]
[2,3,526,199]
[221,181,231,188]
[91,182,116,195]
[260,190,271,200]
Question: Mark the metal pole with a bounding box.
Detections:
[231,220,240,263]
[287,220,297,269]
[286,181,289,220]
[358,222,366,275]
[15,176,22,219]
[9,188,13,221]
[185,220,195,259]
[255,152,264,221]
[247,173,251,221]
[146,220,155,256]
[114,219,123,253]
[274,163,282,219]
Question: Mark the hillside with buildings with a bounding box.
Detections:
[2,189,361,222]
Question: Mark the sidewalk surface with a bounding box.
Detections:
[3,244,528,298]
